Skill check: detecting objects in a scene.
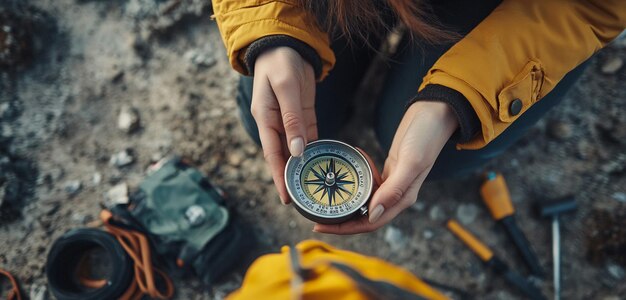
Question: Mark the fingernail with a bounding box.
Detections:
[279,195,287,205]
[289,137,304,157]
[369,205,384,223]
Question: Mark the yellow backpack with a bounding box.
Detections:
[228,240,448,300]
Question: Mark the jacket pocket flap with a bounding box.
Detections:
[497,61,544,123]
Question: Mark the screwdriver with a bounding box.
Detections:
[447,220,546,300]
[480,172,544,278]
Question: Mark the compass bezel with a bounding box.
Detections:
[285,139,373,224]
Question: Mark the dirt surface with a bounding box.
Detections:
[1,1,625,299]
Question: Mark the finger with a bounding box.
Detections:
[313,216,373,235]
[270,75,307,157]
[367,169,429,227]
[356,147,382,187]
[368,158,422,224]
[252,76,290,204]
[258,124,290,204]
[304,106,318,142]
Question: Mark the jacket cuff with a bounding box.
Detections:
[243,35,323,79]
[409,84,481,143]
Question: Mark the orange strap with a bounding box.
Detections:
[0,268,22,300]
[100,210,175,300]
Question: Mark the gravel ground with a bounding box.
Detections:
[1,1,625,299]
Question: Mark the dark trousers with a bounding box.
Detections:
[236,0,588,180]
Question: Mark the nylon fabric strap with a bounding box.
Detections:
[0,268,22,300]
[100,210,175,300]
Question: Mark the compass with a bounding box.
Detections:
[285,140,374,224]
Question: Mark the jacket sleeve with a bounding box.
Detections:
[418,0,626,150]
[211,0,335,80]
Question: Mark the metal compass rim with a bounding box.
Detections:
[284,139,374,221]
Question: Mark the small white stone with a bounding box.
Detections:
[288,220,297,229]
[384,226,407,252]
[106,183,129,206]
[411,201,426,212]
[29,284,47,300]
[117,105,140,133]
[457,204,480,225]
[422,229,434,240]
[601,56,624,74]
[184,49,216,68]
[64,180,82,195]
[607,263,625,280]
[228,152,244,166]
[92,172,102,185]
[109,149,134,167]
[429,205,445,221]
[611,192,626,203]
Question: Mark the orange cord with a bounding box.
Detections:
[100,210,175,300]
[0,268,22,300]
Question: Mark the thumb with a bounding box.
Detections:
[367,162,419,224]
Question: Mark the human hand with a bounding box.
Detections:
[252,47,317,204]
[314,101,458,234]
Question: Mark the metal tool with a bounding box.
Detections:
[537,196,577,300]
[285,140,374,224]
[447,220,546,300]
[480,172,544,278]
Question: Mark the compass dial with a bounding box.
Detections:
[285,140,373,224]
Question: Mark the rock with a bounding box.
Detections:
[0,123,14,140]
[576,140,594,160]
[547,120,573,140]
[63,180,82,195]
[29,284,47,300]
[288,220,297,229]
[185,49,216,69]
[601,56,624,74]
[422,229,434,240]
[106,183,129,206]
[244,144,258,156]
[411,201,426,212]
[228,152,244,166]
[611,192,626,203]
[117,105,140,133]
[384,226,407,252]
[429,205,445,221]
[607,263,625,280]
[456,204,480,225]
[92,172,102,185]
[71,212,93,224]
[0,102,10,117]
[109,149,135,167]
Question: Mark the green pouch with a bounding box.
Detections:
[130,158,229,270]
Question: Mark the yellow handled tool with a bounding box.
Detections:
[447,220,546,300]
[480,172,544,278]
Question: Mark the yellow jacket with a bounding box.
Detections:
[212,0,626,149]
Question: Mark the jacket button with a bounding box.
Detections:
[509,99,523,116]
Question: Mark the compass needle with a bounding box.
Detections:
[337,185,352,196]
[312,184,325,195]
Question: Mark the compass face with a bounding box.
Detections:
[285,140,373,223]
